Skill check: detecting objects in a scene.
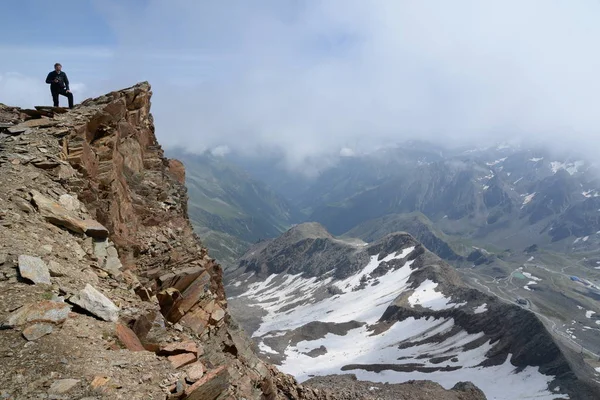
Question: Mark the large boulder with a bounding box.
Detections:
[69,284,119,322]
[18,255,51,285]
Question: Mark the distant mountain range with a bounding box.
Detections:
[174,141,600,268]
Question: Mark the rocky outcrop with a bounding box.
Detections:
[0,84,487,400]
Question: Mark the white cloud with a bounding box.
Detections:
[2,1,600,171]
[0,72,49,107]
[340,147,355,157]
[210,145,231,157]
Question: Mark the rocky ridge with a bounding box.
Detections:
[0,84,482,399]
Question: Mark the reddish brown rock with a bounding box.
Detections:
[210,305,225,323]
[168,353,197,369]
[168,159,186,184]
[116,323,145,351]
[159,341,200,356]
[134,285,152,301]
[179,306,210,334]
[158,267,204,292]
[7,300,70,327]
[90,376,110,391]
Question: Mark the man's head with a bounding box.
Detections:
[54,63,62,72]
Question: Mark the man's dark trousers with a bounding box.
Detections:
[52,88,74,108]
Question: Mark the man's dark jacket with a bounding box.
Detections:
[45,71,70,92]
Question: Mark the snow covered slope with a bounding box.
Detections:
[227,224,599,400]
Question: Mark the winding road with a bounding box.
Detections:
[461,267,600,360]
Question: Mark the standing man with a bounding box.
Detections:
[45,63,74,109]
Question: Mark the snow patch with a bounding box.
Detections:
[408,279,466,311]
[522,193,536,206]
[522,272,541,282]
[473,304,488,314]
[258,342,279,355]
[551,160,584,175]
[280,318,564,400]
[238,249,417,337]
[529,157,544,162]
[586,310,596,319]
[486,157,507,166]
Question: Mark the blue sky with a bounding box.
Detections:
[1,1,599,171]
[4,1,116,47]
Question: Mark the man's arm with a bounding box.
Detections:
[63,73,70,91]
[45,72,54,84]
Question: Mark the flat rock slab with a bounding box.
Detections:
[31,159,61,169]
[18,255,51,285]
[7,301,71,327]
[23,323,54,341]
[19,118,59,128]
[69,284,119,322]
[168,353,197,369]
[159,341,200,356]
[48,379,80,394]
[79,219,109,239]
[35,105,69,114]
[31,190,109,238]
[158,266,204,292]
[116,323,145,351]
[6,126,29,135]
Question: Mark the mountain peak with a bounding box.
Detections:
[283,222,333,242]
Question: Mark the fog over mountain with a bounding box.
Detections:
[2,1,599,173]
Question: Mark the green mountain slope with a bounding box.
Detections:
[342,212,468,261]
[170,151,304,268]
